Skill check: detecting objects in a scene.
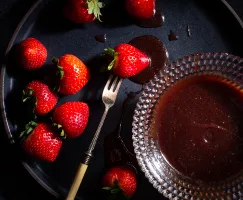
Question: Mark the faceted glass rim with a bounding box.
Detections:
[132,52,243,199]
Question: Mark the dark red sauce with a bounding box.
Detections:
[153,74,243,182]
[129,35,168,84]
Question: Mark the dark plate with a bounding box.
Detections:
[1,0,243,199]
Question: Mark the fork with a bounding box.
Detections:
[66,74,123,200]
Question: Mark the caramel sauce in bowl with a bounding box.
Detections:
[132,53,243,199]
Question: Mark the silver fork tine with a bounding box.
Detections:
[115,78,123,93]
[110,76,119,91]
[103,74,114,91]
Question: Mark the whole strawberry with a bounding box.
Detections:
[19,38,47,70]
[104,44,150,78]
[102,165,137,198]
[52,102,89,138]
[53,54,90,95]
[22,122,62,162]
[64,0,105,24]
[126,0,155,19]
[23,80,58,116]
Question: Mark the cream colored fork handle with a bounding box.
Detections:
[65,106,110,200]
[66,163,88,200]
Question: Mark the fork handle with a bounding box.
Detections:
[65,106,110,200]
[87,105,110,153]
[65,163,88,200]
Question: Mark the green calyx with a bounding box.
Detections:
[19,121,38,140]
[52,57,64,80]
[102,181,129,200]
[87,0,105,22]
[52,57,63,92]
[102,187,121,194]
[52,123,66,139]
[57,65,64,79]
[22,88,34,103]
[22,88,37,118]
[103,48,119,71]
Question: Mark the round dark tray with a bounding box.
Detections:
[1,0,243,199]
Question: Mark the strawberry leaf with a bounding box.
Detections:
[22,88,34,103]
[52,57,59,64]
[87,0,105,22]
[53,85,60,93]
[107,59,115,70]
[52,57,63,93]
[103,48,118,71]
[104,48,115,57]
[22,88,37,118]
[19,121,38,139]
[102,187,112,191]
[57,66,64,79]
[52,123,66,139]
[87,0,94,14]
[110,188,120,194]
[102,182,130,200]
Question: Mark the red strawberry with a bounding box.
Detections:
[52,102,89,138]
[23,80,58,116]
[22,122,62,162]
[53,54,90,95]
[64,0,105,24]
[19,38,47,70]
[126,0,155,19]
[104,44,150,78]
[102,165,137,198]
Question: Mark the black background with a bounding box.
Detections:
[0,0,242,200]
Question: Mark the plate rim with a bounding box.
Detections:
[0,0,243,198]
[0,0,60,198]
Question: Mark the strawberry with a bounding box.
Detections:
[104,44,150,78]
[53,54,90,95]
[125,0,155,19]
[52,102,89,138]
[64,0,105,24]
[22,122,62,162]
[23,80,58,116]
[102,165,137,198]
[19,38,47,70]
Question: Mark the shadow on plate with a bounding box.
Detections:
[100,0,132,28]
[194,0,243,57]
[34,0,85,35]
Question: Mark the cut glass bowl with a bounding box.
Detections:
[132,52,243,199]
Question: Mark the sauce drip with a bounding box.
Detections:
[129,35,168,84]
[168,30,179,41]
[95,34,107,43]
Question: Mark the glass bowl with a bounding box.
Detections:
[132,52,243,199]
